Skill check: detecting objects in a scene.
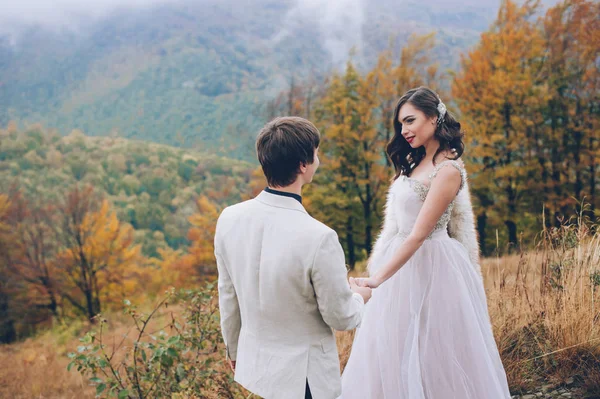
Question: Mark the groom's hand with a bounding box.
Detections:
[355,277,382,289]
[349,277,372,304]
[228,359,236,372]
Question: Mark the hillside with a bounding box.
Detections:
[0,0,501,160]
[0,124,254,256]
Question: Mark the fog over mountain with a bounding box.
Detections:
[0,0,558,159]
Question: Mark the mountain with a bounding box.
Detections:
[0,0,504,160]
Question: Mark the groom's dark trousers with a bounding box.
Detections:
[305,381,312,399]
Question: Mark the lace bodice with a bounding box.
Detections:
[385,160,466,239]
[368,159,481,276]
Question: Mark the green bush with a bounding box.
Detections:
[68,284,245,398]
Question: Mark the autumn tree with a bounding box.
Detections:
[305,34,446,267]
[306,62,385,267]
[0,188,65,341]
[453,0,545,251]
[366,33,446,155]
[55,186,142,321]
[242,167,267,201]
[538,0,600,221]
[4,191,61,319]
[265,75,322,121]
[148,246,185,292]
[453,0,599,252]
[175,195,221,283]
[0,194,17,342]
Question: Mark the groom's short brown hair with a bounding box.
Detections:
[256,117,320,188]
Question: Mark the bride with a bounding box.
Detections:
[339,87,511,398]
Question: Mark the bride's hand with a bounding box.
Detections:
[355,277,382,289]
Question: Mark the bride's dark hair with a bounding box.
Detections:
[387,86,464,180]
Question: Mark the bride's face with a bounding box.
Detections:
[398,102,437,148]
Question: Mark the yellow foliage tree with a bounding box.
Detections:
[453,0,599,252]
[307,34,445,267]
[56,187,143,321]
[453,0,546,250]
[242,167,267,201]
[308,61,387,267]
[148,246,185,291]
[177,196,220,283]
[539,0,600,220]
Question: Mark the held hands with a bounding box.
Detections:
[354,276,382,289]
[349,277,373,304]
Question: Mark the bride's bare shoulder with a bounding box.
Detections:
[435,151,464,166]
[454,157,465,168]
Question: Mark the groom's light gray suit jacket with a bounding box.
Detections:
[215,190,364,399]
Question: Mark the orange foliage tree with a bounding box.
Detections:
[148,194,225,290]
[166,196,221,285]
[453,0,548,251]
[309,61,385,267]
[55,186,143,321]
[453,0,599,252]
[305,34,444,268]
[539,0,600,221]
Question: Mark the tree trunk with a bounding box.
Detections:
[589,134,597,222]
[48,288,59,318]
[0,293,16,343]
[505,220,518,252]
[363,162,373,255]
[346,215,356,270]
[549,98,564,226]
[506,178,518,249]
[364,202,372,256]
[477,212,488,256]
[531,125,552,229]
[85,285,96,322]
[572,100,584,217]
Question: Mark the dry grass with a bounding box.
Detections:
[486,223,600,395]
[0,320,95,398]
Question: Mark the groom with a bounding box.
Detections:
[215,116,371,399]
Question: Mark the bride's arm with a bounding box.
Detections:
[364,166,462,288]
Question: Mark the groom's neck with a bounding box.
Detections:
[269,180,303,197]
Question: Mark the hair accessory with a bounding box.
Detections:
[437,100,447,125]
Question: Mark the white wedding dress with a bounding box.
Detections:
[339,160,511,399]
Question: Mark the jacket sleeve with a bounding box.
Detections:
[215,212,242,361]
[311,230,364,331]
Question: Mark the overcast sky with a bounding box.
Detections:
[0,0,560,70]
[0,0,172,25]
[0,0,366,66]
[0,0,180,39]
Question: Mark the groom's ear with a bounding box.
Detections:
[299,162,308,174]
